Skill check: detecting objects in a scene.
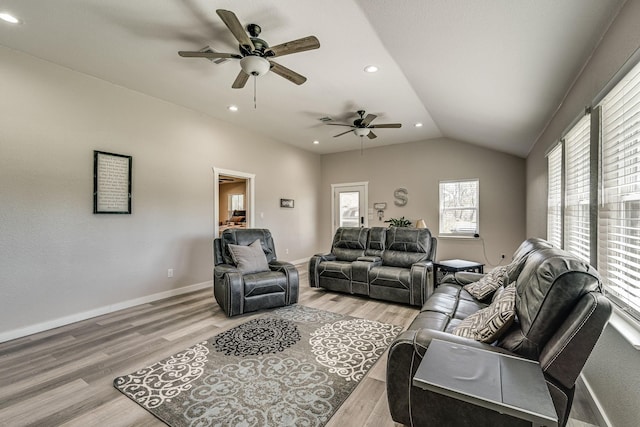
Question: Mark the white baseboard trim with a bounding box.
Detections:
[577,373,612,427]
[289,257,310,267]
[0,281,212,344]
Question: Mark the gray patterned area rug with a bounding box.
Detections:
[113,305,402,426]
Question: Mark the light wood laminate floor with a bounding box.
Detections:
[0,270,600,426]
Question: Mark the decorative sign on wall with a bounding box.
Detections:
[393,187,408,207]
[280,198,295,208]
[93,150,132,214]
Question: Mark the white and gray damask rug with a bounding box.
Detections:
[113,305,402,426]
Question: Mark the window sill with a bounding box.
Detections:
[609,307,640,350]
[437,235,480,240]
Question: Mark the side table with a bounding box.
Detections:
[434,259,485,284]
[412,339,558,427]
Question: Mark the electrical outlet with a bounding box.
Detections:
[285,249,289,255]
[168,268,173,278]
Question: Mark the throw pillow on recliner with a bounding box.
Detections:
[463,265,508,300]
[453,283,516,343]
[228,239,270,274]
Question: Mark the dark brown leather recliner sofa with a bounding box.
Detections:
[309,227,437,307]
[386,238,612,427]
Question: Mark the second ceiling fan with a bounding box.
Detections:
[328,110,402,139]
[178,9,320,89]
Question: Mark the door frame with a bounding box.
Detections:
[331,181,369,234]
[213,167,255,237]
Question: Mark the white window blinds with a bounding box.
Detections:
[564,115,591,263]
[599,60,640,321]
[547,144,563,248]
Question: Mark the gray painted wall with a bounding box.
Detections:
[526,1,640,426]
[320,138,526,264]
[0,45,323,340]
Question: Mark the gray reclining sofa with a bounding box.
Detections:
[309,227,436,307]
[386,238,612,427]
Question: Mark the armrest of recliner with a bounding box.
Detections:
[213,264,244,316]
[352,256,382,284]
[410,260,435,305]
[269,260,300,304]
[308,253,336,288]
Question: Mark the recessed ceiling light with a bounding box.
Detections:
[313,140,320,145]
[414,122,423,128]
[228,105,238,112]
[0,13,20,24]
[364,65,379,73]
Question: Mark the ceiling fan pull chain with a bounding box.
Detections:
[254,76,257,109]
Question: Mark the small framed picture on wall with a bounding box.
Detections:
[280,198,294,208]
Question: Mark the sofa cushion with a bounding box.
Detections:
[228,239,270,274]
[369,266,410,290]
[244,271,287,297]
[331,227,369,262]
[498,248,602,359]
[317,260,352,281]
[453,283,516,343]
[382,228,431,268]
[505,237,554,281]
[463,265,508,301]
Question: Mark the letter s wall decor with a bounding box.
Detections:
[393,188,408,207]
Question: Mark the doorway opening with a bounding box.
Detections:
[213,167,255,237]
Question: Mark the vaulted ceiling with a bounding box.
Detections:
[0,0,625,157]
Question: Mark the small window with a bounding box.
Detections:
[439,179,479,237]
[228,193,244,218]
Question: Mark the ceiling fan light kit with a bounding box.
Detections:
[240,56,270,76]
[354,128,370,137]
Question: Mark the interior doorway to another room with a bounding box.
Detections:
[213,168,255,237]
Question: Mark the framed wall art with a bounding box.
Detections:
[280,198,294,208]
[93,150,132,214]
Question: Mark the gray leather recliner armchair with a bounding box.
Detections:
[213,228,299,317]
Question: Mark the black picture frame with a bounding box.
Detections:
[280,198,294,208]
[93,150,132,214]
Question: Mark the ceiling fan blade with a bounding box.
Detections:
[216,9,255,51]
[178,51,241,59]
[368,131,378,139]
[269,61,307,85]
[325,123,354,127]
[361,114,377,127]
[370,123,402,128]
[333,129,354,138]
[232,70,249,89]
[266,36,320,57]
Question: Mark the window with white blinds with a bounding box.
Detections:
[547,144,563,248]
[599,60,640,321]
[564,115,591,263]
